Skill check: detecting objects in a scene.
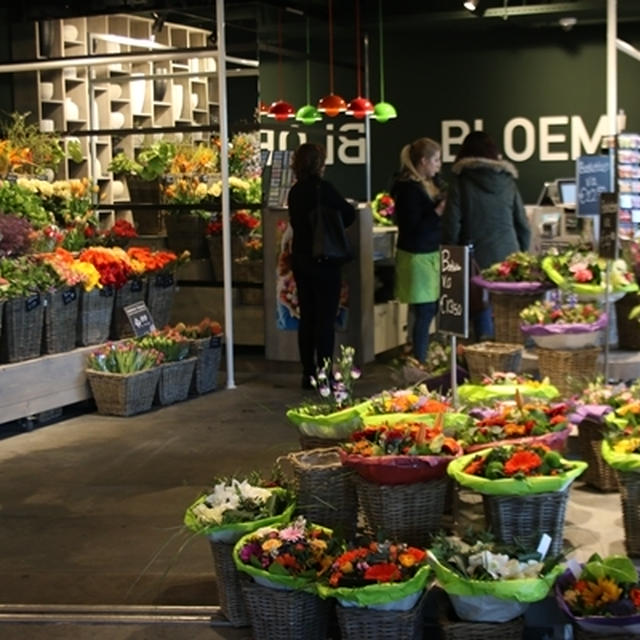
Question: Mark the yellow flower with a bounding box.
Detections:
[261,538,282,553]
[207,182,222,198]
[398,552,417,568]
[613,437,640,454]
[581,577,622,609]
[338,560,354,574]
[563,589,579,606]
[73,262,101,292]
[309,538,327,554]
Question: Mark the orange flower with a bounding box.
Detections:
[504,450,542,475]
[363,563,401,583]
[504,423,526,437]
[464,456,485,476]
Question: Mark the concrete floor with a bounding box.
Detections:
[0,349,629,638]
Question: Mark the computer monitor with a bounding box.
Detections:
[556,178,576,207]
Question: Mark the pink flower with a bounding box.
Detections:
[573,268,593,282]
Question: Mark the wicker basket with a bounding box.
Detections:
[490,291,545,345]
[535,347,601,398]
[463,342,523,382]
[42,287,79,354]
[165,213,209,259]
[299,434,348,450]
[125,175,165,235]
[146,274,176,329]
[354,476,448,546]
[336,590,427,640]
[441,615,525,640]
[615,292,640,350]
[616,471,640,556]
[287,447,358,539]
[576,418,619,491]
[86,367,161,416]
[77,287,115,346]
[189,335,223,394]
[482,487,570,556]
[208,541,249,627]
[1,295,45,363]
[111,278,148,339]
[573,624,638,639]
[155,357,197,406]
[241,579,331,640]
[207,235,246,281]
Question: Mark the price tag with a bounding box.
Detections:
[130,278,144,293]
[536,533,552,561]
[62,288,77,305]
[599,192,619,260]
[567,558,583,580]
[154,273,174,288]
[123,301,156,337]
[99,285,114,297]
[211,335,222,348]
[25,294,41,312]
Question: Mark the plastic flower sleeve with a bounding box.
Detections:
[520,313,608,336]
[285,400,371,438]
[601,440,640,473]
[362,411,471,432]
[471,275,552,294]
[458,382,560,405]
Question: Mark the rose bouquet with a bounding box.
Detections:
[458,371,560,406]
[38,248,101,292]
[428,530,564,622]
[474,251,553,294]
[371,191,395,226]
[77,246,134,290]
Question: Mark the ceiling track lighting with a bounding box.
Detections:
[372,0,397,123]
[317,0,346,117]
[267,8,295,121]
[346,0,374,119]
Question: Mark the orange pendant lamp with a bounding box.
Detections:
[346,0,374,119]
[267,9,295,121]
[372,0,397,123]
[317,0,346,117]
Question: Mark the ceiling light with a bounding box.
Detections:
[559,16,577,31]
[463,0,479,11]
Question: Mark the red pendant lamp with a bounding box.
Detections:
[346,0,374,119]
[267,9,295,121]
[317,0,346,117]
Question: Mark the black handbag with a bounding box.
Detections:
[310,185,353,265]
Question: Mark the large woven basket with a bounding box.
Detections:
[1,295,45,363]
[189,335,223,394]
[354,476,448,546]
[616,471,640,556]
[43,287,79,354]
[615,292,640,350]
[576,418,619,491]
[535,347,601,398]
[125,175,164,235]
[155,357,197,406]
[111,278,148,339]
[146,274,176,329]
[490,291,545,344]
[86,367,161,417]
[299,434,349,450]
[165,213,209,259]
[207,234,246,282]
[463,342,523,382]
[241,579,332,640]
[208,541,248,627]
[287,447,358,539]
[77,287,115,346]
[573,624,638,639]
[336,590,427,640]
[441,615,525,640]
[482,487,570,556]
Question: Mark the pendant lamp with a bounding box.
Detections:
[346,0,374,119]
[295,16,322,125]
[372,0,397,123]
[267,9,295,121]
[317,0,346,117]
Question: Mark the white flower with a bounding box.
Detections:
[350,368,361,380]
[319,386,331,398]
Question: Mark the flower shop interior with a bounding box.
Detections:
[3,1,640,639]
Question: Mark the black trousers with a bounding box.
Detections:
[292,261,342,378]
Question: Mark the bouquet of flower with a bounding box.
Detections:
[0,179,52,228]
[475,251,553,294]
[0,255,57,298]
[126,247,188,276]
[371,192,395,226]
[225,131,261,178]
[205,210,261,237]
[458,371,560,406]
[87,341,163,373]
[316,539,430,610]
[77,246,134,290]
[556,553,640,635]
[168,142,218,175]
[98,219,137,247]
[601,402,640,473]
[173,317,223,339]
[367,384,451,415]
[137,329,191,362]
[569,378,637,425]
[429,530,564,622]
[38,248,100,292]
[233,516,339,591]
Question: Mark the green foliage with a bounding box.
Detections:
[108,141,176,181]
[0,180,52,228]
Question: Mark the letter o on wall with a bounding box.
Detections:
[503,117,535,162]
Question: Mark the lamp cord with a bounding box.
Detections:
[328,0,335,94]
[355,0,362,96]
[378,0,385,102]
[305,16,311,104]
[278,8,284,100]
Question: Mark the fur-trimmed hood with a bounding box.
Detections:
[451,156,519,179]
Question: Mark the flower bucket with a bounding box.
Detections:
[189,334,223,394]
[77,286,115,346]
[535,346,601,398]
[286,401,372,442]
[42,287,79,354]
[111,277,148,339]
[86,367,161,416]
[576,418,619,491]
[155,357,197,406]
[489,291,546,344]
[616,292,640,350]
[165,213,208,259]
[145,273,176,329]
[207,541,249,627]
[124,176,165,235]
[1,294,45,363]
[206,234,246,281]
[463,342,523,382]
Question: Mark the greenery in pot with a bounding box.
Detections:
[0,179,52,228]
[0,255,57,298]
[137,329,190,362]
[108,141,176,181]
[87,341,164,373]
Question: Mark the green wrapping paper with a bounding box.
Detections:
[601,440,640,473]
[458,382,560,405]
[286,401,372,438]
[183,488,295,541]
[362,411,471,431]
[447,449,588,496]
[316,565,431,608]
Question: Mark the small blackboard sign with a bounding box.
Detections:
[599,192,619,260]
[25,294,40,312]
[61,288,77,305]
[438,245,469,338]
[577,154,612,216]
[124,301,156,337]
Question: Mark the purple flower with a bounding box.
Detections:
[239,541,261,563]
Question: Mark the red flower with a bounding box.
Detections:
[630,587,640,607]
[504,450,542,475]
[363,562,401,583]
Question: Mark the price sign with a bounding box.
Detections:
[124,301,156,337]
[438,245,469,338]
[577,155,612,216]
[599,192,619,260]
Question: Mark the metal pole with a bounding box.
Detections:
[450,335,458,408]
[217,0,236,389]
[363,33,372,205]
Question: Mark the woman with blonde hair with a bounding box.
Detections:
[391,137,445,363]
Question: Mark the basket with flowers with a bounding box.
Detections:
[474,251,553,294]
[371,191,395,226]
[429,530,564,624]
[458,371,560,406]
[448,444,587,554]
[367,384,452,416]
[555,553,640,638]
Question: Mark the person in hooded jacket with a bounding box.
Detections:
[442,131,531,340]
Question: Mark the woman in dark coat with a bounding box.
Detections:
[442,131,531,340]
[287,142,356,389]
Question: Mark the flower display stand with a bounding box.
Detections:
[207,541,249,627]
[77,287,115,346]
[189,335,223,394]
[111,278,148,339]
[615,292,640,350]
[354,476,448,547]
[535,346,601,398]
[490,291,545,344]
[463,342,523,382]
[155,357,197,406]
[1,295,44,363]
[145,274,176,329]
[240,579,332,640]
[165,213,208,259]
[86,367,161,416]
[616,471,640,556]
[42,287,79,354]
[576,418,619,492]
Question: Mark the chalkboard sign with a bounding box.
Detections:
[124,301,156,337]
[577,154,612,216]
[438,245,469,338]
[599,192,619,259]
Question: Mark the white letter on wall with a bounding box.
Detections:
[503,117,535,162]
[539,116,569,161]
[571,115,609,158]
[441,120,471,162]
[337,123,366,164]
